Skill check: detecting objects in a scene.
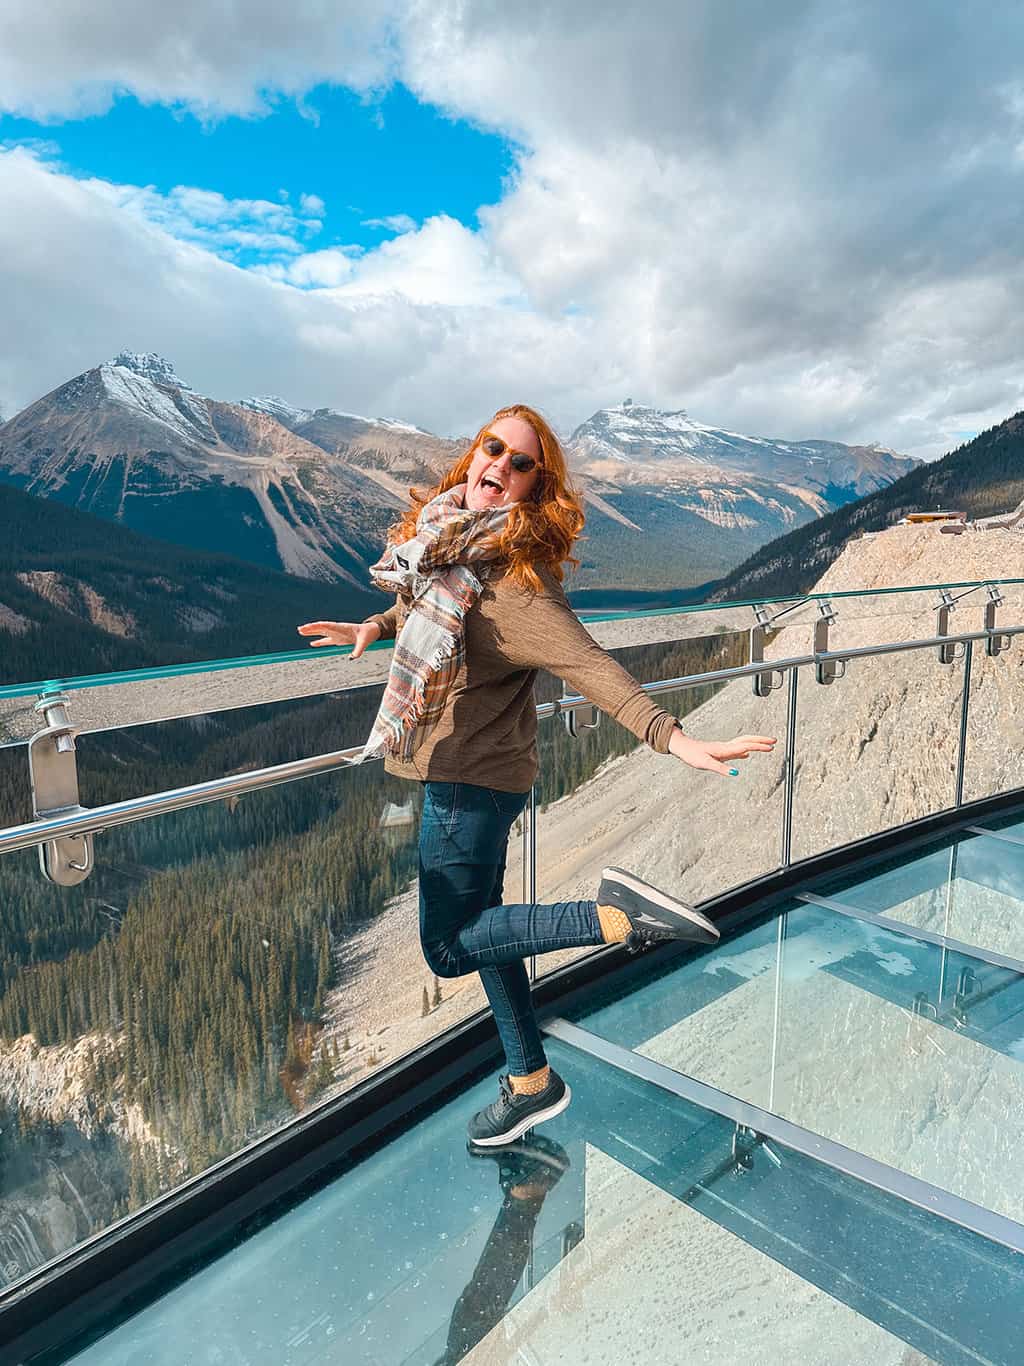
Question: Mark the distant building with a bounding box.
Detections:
[897,510,965,525]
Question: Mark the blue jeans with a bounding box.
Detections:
[418,781,603,1076]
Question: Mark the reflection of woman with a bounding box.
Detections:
[436,1135,571,1365]
[299,405,776,1147]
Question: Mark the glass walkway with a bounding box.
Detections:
[3,576,1024,1364]
[37,813,1024,1366]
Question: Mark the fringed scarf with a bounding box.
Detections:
[360,485,512,762]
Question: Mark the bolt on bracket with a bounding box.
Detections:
[28,693,94,886]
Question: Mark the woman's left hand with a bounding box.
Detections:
[668,728,777,777]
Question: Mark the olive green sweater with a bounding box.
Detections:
[365,569,679,793]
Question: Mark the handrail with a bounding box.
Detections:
[2,620,1021,858]
[2,575,1022,703]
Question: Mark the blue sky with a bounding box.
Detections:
[1,2,1021,456]
[0,82,515,267]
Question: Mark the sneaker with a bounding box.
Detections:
[467,1070,572,1148]
[597,866,720,951]
[468,1133,571,1196]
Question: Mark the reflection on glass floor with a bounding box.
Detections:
[42,819,1024,1366]
[811,824,1024,967]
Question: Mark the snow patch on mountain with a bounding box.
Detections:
[110,352,192,390]
[571,402,913,491]
[240,396,428,436]
[99,360,216,447]
[239,395,313,426]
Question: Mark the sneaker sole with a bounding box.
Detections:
[467,1085,573,1148]
[601,866,720,941]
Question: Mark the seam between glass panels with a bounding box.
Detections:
[965,825,1024,849]
[543,1016,1024,1257]
[796,891,1024,977]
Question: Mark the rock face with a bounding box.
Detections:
[564,401,918,590]
[0,1031,171,1290]
[0,355,403,585]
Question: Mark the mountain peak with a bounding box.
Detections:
[108,352,191,391]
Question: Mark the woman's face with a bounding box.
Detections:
[463,416,542,511]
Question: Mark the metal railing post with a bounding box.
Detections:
[955,640,973,808]
[781,667,799,868]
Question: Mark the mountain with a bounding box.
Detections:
[563,401,919,593]
[240,396,460,500]
[0,480,383,688]
[0,358,920,600]
[706,411,1024,603]
[0,354,403,586]
[569,400,916,495]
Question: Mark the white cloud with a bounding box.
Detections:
[362,213,417,233]
[2,2,1024,458]
[79,176,324,258]
[0,2,399,120]
[299,192,326,218]
[0,147,604,436]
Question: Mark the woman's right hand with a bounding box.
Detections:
[296,619,382,659]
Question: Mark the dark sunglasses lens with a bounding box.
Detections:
[482,436,506,458]
[510,453,537,473]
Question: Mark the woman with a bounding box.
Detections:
[299,404,776,1148]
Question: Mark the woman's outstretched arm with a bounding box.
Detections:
[502,573,776,777]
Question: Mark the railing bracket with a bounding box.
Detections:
[984,585,1012,658]
[935,590,965,664]
[814,600,845,685]
[750,609,785,697]
[28,693,94,886]
[560,682,600,738]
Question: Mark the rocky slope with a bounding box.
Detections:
[0,479,382,689]
[317,515,1024,1091]
[708,409,1024,602]
[0,354,402,585]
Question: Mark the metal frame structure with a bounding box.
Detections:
[1,587,1023,1357]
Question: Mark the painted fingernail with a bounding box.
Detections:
[729,768,739,776]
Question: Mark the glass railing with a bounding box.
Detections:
[0,576,1022,1297]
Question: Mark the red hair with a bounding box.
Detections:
[389,404,585,592]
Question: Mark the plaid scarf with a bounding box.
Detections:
[360,484,512,762]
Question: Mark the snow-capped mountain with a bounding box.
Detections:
[0,356,406,585]
[241,397,460,500]
[558,400,919,587]
[570,400,918,495]
[0,363,919,596]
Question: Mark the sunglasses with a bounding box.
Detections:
[479,431,541,475]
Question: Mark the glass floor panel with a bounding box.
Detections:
[812,829,1024,966]
[572,899,1024,1226]
[40,1040,1024,1366]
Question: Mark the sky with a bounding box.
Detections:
[1,1,1023,460]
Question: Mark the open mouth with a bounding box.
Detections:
[480,473,505,494]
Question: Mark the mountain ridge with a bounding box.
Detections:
[0,355,922,596]
[706,411,1024,602]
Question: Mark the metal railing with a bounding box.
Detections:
[1,592,1021,878]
